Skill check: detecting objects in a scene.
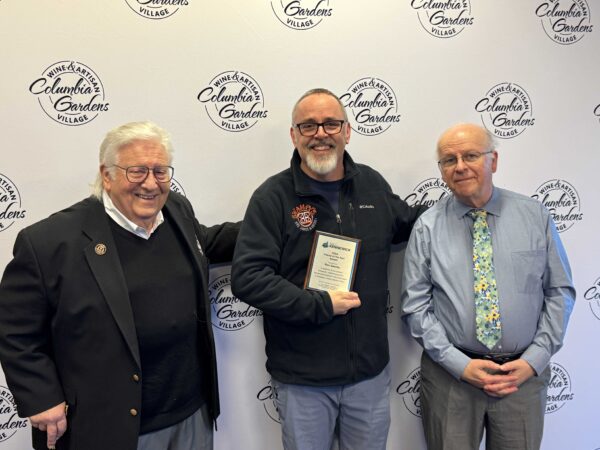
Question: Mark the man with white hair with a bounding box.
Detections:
[0,122,238,450]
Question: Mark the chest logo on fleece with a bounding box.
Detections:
[291,204,317,231]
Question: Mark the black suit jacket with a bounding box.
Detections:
[0,194,238,450]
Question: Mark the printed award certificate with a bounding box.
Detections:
[304,231,361,292]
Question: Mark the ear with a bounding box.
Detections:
[344,121,351,145]
[290,126,298,148]
[491,150,498,173]
[100,165,112,191]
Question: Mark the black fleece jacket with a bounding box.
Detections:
[232,150,425,386]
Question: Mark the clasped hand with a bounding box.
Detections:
[461,358,535,397]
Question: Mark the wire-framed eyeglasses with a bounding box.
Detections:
[438,151,493,170]
[111,165,174,183]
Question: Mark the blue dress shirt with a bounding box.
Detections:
[401,187,575,379]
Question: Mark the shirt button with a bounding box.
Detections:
[130,408,138,416]
[132,374,140,382]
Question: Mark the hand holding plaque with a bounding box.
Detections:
[304,231,361,292]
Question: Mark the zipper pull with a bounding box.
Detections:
[336,213,342,224]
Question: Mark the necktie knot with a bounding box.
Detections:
[468,209,487,221]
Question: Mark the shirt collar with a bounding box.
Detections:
[452,186,502,219]
[102,190,164,240]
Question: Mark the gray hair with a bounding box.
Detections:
[91,121,173,199]
[483,128,498,152]
[291,88,348,124]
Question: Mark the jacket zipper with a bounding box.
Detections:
[348,202,355,232]
[336,201,357,380]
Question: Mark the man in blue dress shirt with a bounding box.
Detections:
[401,123,575,450]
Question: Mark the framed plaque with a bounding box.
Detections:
[304,231,361,292]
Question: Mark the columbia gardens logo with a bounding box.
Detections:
[257,381,280,423]
[208,274,262,331]
[0,386,28,442]
[29,61,109,126]
[271,0,333,30]
[584,277,600,321]
[197,71,268,132]
[405,178,451,208]
[546,362,574,414]
[339,78,402,136]
[535,0,593,45]
[411,0,475,38]
[169,178,186,196]
[0,174,26,233]
[125,0,189,19]
[475,82,535,139]
[396,367,421,417]
[531,179,583,232]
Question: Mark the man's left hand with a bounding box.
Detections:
[483,358,535,397]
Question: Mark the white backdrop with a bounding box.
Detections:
[1,1,599,449]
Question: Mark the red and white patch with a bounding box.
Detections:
[291,204,317,231]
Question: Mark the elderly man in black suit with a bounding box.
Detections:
[0,121,238,450]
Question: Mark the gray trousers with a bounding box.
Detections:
[272,364,391,450]
[137,404,213,450]
[420,352,551,450]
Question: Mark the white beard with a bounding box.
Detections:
[304,149,339,176]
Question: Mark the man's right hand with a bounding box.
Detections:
[29,401,67,449]
[461,359,519,398]
[329,291,361,315]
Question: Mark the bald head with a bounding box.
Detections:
[436,123,495,159]
[436,123,498,208]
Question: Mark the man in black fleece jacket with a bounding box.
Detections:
[232,88,425,450]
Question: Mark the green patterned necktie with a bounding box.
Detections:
[468,209,501,350]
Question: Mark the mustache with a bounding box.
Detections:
[308,139,335,149]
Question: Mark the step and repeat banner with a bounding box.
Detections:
[1,1,599,449]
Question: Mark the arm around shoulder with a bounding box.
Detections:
[388,189,428,244]
[200,221,240,263]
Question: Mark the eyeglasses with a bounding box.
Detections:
[295,120,345,137]
[111,165,174,183]
[438,151,493,170]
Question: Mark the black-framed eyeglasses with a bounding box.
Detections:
[295,120,345,137]
[111,165,174,183]
[437,151,493,170]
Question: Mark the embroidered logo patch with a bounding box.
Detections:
[291,204,317,231]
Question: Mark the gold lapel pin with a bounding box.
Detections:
[95,243,107,255]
